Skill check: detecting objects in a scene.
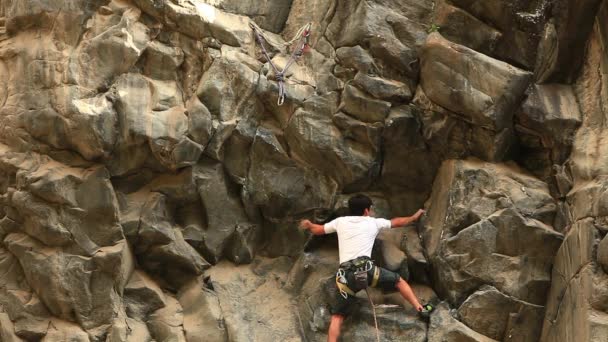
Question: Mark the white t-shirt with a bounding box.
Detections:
[324,216,392,264]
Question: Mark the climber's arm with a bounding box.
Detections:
[299,219,327,235]
[390,209,425,228]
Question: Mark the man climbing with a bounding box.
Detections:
[300,194,433,342]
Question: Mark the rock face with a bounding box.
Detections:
[0,0,606,341]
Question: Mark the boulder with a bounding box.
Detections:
[340,85,391,123]
[147,295,186,342]
[108,73,189,175]
[326,0,430,83]
[193,162,253,263]
[196,58,260,123]
[142,40,184,81]
[67,4,150,92]
[336,46,378,75]
[353,72,412,103]
[134,192,210,289]
[133,0,253,47]
[515,84,582,181]
[4,233,133,335]
[540,265,608,342]
[381,105,439,210]
[433,1,502,56]
[177,277,227,342]
[186,96,214,148]
[246,126,338,221]
[223,223,262,265]
[420,33,531,133]
[424,159,561,305]
[428,302,497,342]
[458,285,544,341]
[0,312,23,342]
[535,0,603,82]
[340,304,427,342]
[449,0,548,69]
[599,235,608,274]
[42,319,90,342]
[283,0,334,49]
[63,94,118,161]
[206,259,301,341]
[286,93,382,189]
[569,20,608,182]
[541,220,599,340]
[123,270,165,320]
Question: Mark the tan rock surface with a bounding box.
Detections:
[0,0,606,341]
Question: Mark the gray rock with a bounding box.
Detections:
[381,105,439,196]
[458,285,544,341]
[108,73,188,175]
[206,259,301,342]
[535,0,603,83]
[340,85,391,123]
[194,161,251,263]
[424,159,561,305]
[599,235,608,274]
[177,277,227,342]
[515,84,582,181]
[124,270,166,320]
[340,304,427,342]
[200,0,292,33]
[420,33,531,132]
[0,312,24,342]
[326,0,429,82]
[353,72,412,102]
[142,40,184,80]
[336,46,378,74]
[286,96,381,189]
[5,233,133,335]
[134,0,253,47]
[429,302,497,342]
[449,0,547,69]
[68,95,117,160]
[542,220,598,333]
[147,295,186,342]
[246,126,337,221]
[196,58,259,122]
[403,226,430,284]
[433,1,502,56]
[67,4,150,92]
[186,96,214,147]
[42,319,90,342]
[224,223,262,265]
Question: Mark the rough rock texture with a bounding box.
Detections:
[0,0,606,341]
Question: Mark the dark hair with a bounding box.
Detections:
[348,194,372,216]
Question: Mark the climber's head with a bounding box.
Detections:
[348,194,373,216]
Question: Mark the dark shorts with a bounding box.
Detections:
[331,259,400,316]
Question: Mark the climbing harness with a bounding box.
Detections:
[250,21,312,105]
[335,257,381,342]
[335,259,379,299]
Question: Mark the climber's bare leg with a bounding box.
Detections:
[327,314,344,342]
[396,278,423,311]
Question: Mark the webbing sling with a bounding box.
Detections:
[250,22,311,105]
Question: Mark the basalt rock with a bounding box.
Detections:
[0,0,607,340]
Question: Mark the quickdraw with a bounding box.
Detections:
[250,22,312,105]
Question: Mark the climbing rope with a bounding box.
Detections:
[250,21,312,105]
[365,289,381,342]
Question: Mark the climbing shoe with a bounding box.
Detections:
[418,304,434,318]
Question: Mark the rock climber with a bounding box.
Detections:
[300,194,433,342]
